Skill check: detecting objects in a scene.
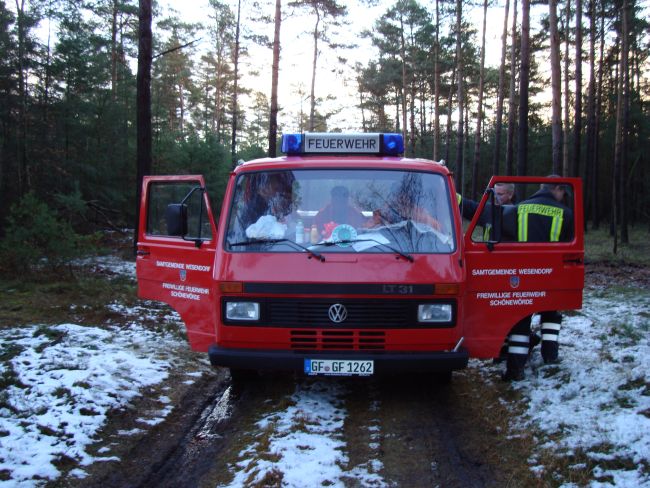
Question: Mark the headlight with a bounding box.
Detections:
[225,302,260,321]
[418,303,452,323]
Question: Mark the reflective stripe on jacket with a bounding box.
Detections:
[510,189,573,243]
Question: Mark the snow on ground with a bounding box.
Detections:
[73,254,136,279]
[2,251,649,487]
[0,323,183,485]
[222,381,386,488]
[0,256,191,487]
[224,287,650,487]
[479,288,650,486]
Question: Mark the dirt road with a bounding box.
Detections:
[66,364,535,488]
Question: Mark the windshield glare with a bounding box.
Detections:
[225,169,455,254]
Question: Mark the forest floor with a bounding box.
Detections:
[0,228,649,487]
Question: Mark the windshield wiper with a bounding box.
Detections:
[229,238,325,262]
[318,239,414,263]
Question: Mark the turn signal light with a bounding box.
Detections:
[434,283,459,295]
[220,281,243,293]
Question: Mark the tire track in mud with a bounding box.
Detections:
[343,375,499,487]
[76,370,530,487]
[139,373,297,488]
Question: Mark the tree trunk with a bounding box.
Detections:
[585,0,596,226]
[572,0,583,178]
[309,8,320,132]
[268,0,281,157]
[231,0,241,165]
[620,0,629,244]
[15,0,28,195]
[506,0,518,176]
[516,0,530,183]
[612,0,627,253]
[562,0,571,176]
[409,80,416,156]
[445,67,455,165]
[399,11,408,152]
[592,0,605,230]
[454,0,464,191]
[493,0,510,175]
[433,0,440,161]
[549,0,563,174]
[135,0,152,252]
[111,0,118,101]
[472,0,488,199]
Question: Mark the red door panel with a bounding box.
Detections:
[136,176,218,352]
[461,177,584,358]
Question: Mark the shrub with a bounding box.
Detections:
[0,192,90,273]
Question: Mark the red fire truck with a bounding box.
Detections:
[136,133,584,379]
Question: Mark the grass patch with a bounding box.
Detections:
[37,424,58,437]
[52,453,78,471]
[0,271,137,329]
[619,377,648,392]
[532,443,620,486]
[607,320,644,343]
[0,367,27,391]
[0,343,25,362]
[249,467,284,487]
[79,407,100,416]
[585,226,650,266]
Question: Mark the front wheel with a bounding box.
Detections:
[433,370,452,384]
[229,368,258,384]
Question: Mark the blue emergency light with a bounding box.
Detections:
[281,133,404,156]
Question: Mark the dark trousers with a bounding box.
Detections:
[539,310,562,363]
[506,316,532,376]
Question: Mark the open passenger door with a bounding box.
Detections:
[136,175,218,352]
[461,176,584,358]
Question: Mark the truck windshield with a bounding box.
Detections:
[225,169,455,254]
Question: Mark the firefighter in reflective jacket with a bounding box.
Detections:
[458,183,515,240]
[501,179,574,381]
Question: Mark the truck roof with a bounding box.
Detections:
[235,155,451,176]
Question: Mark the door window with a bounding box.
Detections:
[465,181,575,244]
[146,181,213,240]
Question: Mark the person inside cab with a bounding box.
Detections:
[314,185,367,232]
[230,171,295,241]
[369,179,442,231]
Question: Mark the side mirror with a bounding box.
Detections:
[485,188,503,251]
[489,204,503,244]
[165,203,188,237]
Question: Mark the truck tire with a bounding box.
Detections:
[229,368,258,384]
[433,370,452,384]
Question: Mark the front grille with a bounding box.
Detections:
[221,297,456,329]
[269,299,414,327]
[290,330,386,350]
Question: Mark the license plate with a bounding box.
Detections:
[304,359,374,376]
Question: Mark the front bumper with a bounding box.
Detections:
[208,345,469,374]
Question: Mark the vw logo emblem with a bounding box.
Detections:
[328,303,348,323]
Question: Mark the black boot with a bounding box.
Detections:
[529,331,541,356]
[501,366,525,381]
[540,312,562,364]
[541,340,560,364]
[493,341,508,364]
[502,333,529,381]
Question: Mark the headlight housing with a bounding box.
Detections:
[225,302,260,321]
[418,303,453,323]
